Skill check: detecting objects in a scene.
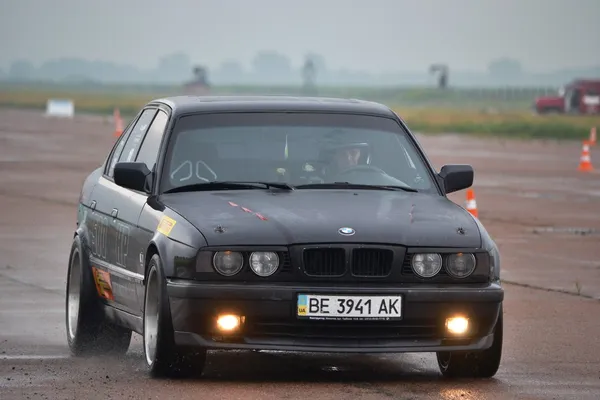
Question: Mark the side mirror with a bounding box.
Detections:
[114,162,152,193]
[438,164,473,194]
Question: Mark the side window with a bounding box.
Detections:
[136,110,169,171]
[117,108,158,164]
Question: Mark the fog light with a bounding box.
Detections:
[216,314,241,332]
[446,316,469,335]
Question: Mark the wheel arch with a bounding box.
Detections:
[143,231,200,283]
[73,225,93,263]
[145,242,161,277]
[143,235,178,279]
[144,241,163,280]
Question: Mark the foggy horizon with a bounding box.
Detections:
[2,0,600,74]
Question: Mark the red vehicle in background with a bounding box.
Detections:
[534,79,600,114]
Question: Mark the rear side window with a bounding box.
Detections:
[118,109,157,163]
[106,117,137,177]
[136,110,169,171]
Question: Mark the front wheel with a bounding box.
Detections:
[65,235,132,356]
[436,306,503,378]
[143,254,207,378]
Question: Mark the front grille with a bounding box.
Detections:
[300,246,398,279]
[352,248,393,277]
[303,248,346,276]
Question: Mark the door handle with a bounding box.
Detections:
[90,200,96,210]
[111,208,118,218]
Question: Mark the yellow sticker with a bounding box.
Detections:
[92,267,114,301]
[157,216,176,236]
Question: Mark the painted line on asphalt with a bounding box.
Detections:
[0,354,70,360]
[501,279,600,301]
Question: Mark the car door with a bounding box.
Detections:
[126,108,171,313]
[87,110,141,265]
[90,107,158,314]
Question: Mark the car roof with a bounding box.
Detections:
[147,95,397,118]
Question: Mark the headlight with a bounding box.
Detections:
[213,251,244,276]
[250,251,279,277]
[446,253,476,278]
[411,253,442,277]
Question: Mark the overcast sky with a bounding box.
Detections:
[1,0,599,73]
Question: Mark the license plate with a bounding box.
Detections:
[297,294,402,321]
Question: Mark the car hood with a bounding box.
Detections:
[159,189,481,248]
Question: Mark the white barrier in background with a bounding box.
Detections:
[45,99,74,118]
[583,95,600,106]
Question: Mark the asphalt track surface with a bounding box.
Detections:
[1,108,599,399]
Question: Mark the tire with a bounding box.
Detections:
[143,254,207,378]
[436,306,503,378]
[65,235,132,356]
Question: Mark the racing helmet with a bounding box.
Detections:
[318,128,372,165]
[319,141,372,166]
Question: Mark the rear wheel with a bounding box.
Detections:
[65,235,132,356]
[436,306,503,378]
[143,254,206,378]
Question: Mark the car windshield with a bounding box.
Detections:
[160,112,438,194]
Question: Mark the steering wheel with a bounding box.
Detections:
[332,164,412,187]
[335,165,388,176]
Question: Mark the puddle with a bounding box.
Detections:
[531,226,600,235]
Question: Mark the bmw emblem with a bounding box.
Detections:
[338,227,355,236]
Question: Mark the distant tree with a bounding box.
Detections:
[8,60,36,81]
[157,52,192,82]
[251,50,293,82]
[216,60,244,83]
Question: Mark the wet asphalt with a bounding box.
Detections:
[1,109,600,399]
[2,272,600,400]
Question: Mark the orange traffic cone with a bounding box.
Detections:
[113,108,123,137]
[589,127,597,146]
[465,189,478,218]
[578,141,594,172]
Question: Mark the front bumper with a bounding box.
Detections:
[167,280,503,353]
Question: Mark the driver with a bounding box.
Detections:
[322,142,370,178]
[334,144,362,172]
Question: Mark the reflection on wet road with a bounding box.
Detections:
[2,273,600,400]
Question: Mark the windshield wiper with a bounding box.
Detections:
[163,181,295,194]
[227,181,295,190]
[295,182,418,192]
